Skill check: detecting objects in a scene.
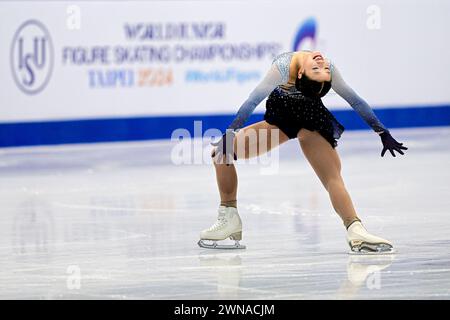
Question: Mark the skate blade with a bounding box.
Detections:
[348,242,395,255]
[198,240,246,250]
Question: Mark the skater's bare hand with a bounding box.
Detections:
[211,130,237,165]
[379,131,408,157]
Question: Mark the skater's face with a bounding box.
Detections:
[300,51,331,82]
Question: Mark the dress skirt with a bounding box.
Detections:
[263,86,345,149]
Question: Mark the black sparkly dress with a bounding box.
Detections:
[264,86,345,148]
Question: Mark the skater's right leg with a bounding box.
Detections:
[212,121,290,207]
[199,121,289,249]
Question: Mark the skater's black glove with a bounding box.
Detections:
[211,129,238,166]
[379,131,408,157]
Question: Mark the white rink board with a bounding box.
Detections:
[1,0,450,122]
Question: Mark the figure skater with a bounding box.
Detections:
[198,50,407,253]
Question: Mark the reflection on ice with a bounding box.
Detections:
[337,255,396,299]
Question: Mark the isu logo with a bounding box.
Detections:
[10,20,54,94]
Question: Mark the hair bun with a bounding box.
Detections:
[295,76,331,98]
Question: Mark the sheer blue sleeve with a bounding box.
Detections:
[330,63,389,134]
[228,63,284,130]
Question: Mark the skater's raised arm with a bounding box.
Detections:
[212,58,286,165]
[330,63,389,135]
[228,63,284,130]
[330,63,408,157]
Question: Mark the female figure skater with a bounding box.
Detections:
[198,50,408,253]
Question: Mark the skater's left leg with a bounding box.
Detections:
[298,129,359,227]
[298,129,393,253]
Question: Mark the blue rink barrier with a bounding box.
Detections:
[1,104,449,147]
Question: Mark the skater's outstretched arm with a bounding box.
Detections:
[330,63,408,157]
[228,63,284,130]
[330,63,388,134]
[212,59,285,165]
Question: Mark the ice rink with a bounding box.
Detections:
[0,126,449,299]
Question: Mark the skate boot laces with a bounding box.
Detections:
[208,217,227,232]
[207,210,228,232]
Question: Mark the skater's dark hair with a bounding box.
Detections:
[295,75,331,98]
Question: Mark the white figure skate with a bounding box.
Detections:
[198,206,246,249]
[347,221,394,254]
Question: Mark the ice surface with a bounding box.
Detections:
[0,127,449,299]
